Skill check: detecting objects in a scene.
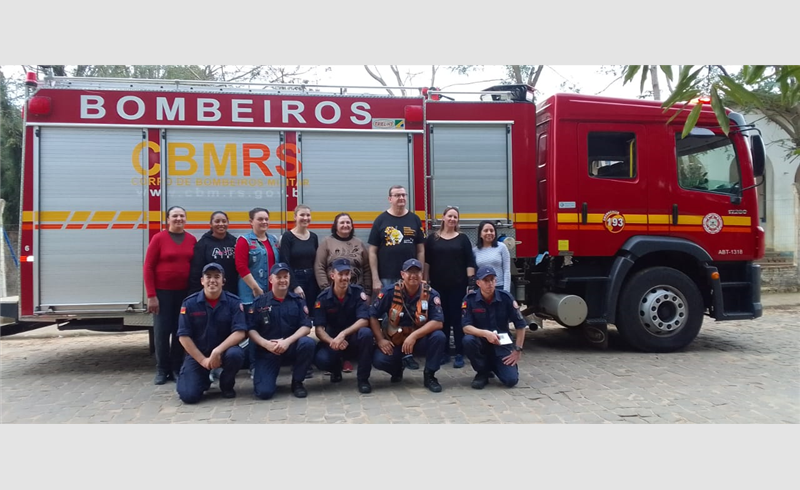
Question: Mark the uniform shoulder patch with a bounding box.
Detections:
[180,306,186,314]
[360,292,368,301]
[461,301,467,309]
[314,301,321,309]
[378,292,384,300]
[433,296,441,306]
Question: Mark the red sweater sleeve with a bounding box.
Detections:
[143,232,163,298]
[235,236,252,278]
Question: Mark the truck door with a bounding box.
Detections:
[296,131,413,243]
[429,123,512,239]
[574,123,647,257]
[34,127,147,313]
[665,128,754,259]
[162,129,284,238]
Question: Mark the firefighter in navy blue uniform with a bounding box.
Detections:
[462,266,527,390]
[369,258,446,393]
[313,258,375,394]
[176,262,246,404]
[247,262,315,399]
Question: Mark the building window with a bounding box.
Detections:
[588,132,637,179]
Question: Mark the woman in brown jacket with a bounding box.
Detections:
[315,212,372,293]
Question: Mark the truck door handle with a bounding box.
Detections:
[582,202,588,224]
[672,204,679,225]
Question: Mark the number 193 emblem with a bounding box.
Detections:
[603,210,626,233]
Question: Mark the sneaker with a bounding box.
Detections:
[209,368,222,384]
[357,379,372,394]
[402,355,420,370]
[330,371,343,383]
[221,388,236,399]
[471,372,490,390]
[342,360,354,373]
[153,372,168,385]
[423,369,442,393]
[291,380,308,398]
[453,355,465,369]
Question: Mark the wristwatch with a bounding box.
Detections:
[513,345,523,352]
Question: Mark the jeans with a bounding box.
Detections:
[153,289,188,375]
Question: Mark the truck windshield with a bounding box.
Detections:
[675,132,740,195]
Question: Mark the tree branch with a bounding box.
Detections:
[364,65,394,95]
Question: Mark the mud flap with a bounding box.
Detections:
[582,322,608,349]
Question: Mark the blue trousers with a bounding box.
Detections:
[314,327,374,381]
[463,334,519,387]
[177,345,245,404]
[252,336,315,400]
[373,329,445,376]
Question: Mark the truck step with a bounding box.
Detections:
[720,281,751,289]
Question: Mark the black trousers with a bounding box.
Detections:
[153,289,188,375]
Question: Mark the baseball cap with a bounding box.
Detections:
[476,266,497,280]
[202,262,225,275]
[331,258,352,272]
[270,262,291,275]
[401,258,423,271]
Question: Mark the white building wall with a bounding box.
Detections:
[745,111,798,258]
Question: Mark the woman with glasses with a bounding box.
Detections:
[424,206,476,369]
[144,205,198,385]
[473,220,511,293]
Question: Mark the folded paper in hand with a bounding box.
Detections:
[495,331,513,345]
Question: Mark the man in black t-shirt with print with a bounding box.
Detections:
[367,185,425,298]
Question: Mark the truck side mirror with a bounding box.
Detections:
[751,134,766,178]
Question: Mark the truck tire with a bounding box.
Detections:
[615,267,703,353]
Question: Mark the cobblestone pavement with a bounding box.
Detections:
[1,307,798,424]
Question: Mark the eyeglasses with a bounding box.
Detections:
[391,193,407,198]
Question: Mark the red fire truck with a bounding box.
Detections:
[4,72,766,352]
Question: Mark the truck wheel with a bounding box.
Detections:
[615,267,703,353]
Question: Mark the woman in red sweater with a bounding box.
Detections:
[144,206,198,385]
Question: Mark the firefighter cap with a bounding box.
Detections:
[401,258,423,271]
[202,262,225,276]
[270,262,291,275]
[476,266,498,280]
[332,258,352,272]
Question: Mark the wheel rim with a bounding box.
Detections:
[637,285,688,337]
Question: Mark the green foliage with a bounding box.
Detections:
[1,69,23,226]
[623,65,799,158]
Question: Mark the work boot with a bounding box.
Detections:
[357,379,372,394]
[291,380,308,398]
[390,369,403,383]
[423,369,442,393]
[471,372,490,390]
[330,370,343,383]
[402,355,420,370]
[221,388,236,399]
[153,372,168,385]
[453,354,465,369]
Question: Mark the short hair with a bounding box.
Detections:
[331,212,354,239]
[476,220,498,249]
[209,211,229,222]
[249,207,269,220]
[388,185,405,196]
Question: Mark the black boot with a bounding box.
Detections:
[471,372,490,390]
[423,369,442,393]
[291,380,308,398]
